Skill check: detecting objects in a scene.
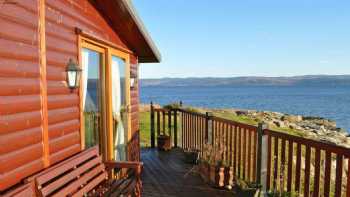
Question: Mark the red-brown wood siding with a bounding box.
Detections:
[44,0,139,165]
[0,0,140,192]
[128,57,140,161]
[0,1,45,191]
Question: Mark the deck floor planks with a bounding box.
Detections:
[141,148,235,197]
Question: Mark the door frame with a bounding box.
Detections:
[108,48,131,161]
[79,36,131,161]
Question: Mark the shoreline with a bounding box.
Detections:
[140,103,350,148]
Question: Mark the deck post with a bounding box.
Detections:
[205,112,213,144]
[150,102,155,148]
[205,112,209,142]
[174,109,178,148]
[257,122,268,195]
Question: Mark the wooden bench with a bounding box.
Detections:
[26,146,143,197]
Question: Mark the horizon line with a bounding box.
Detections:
[140,74,350,80]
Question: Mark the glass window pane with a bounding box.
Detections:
[82,48,102,148]
[112,55,127,161]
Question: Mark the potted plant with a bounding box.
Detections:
[224,166,234,187]
[199,141,228,188]
[157,134,171,151]
[183,148,199,164]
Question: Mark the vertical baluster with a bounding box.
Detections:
[238,127,242,179]
[168,110,172,146]
[184,113,187,149]
[242,128,246,180]
[150,102,155,148]
[225,124,229,167]
[174,109,178,148]
[200,117,203,156]
[335,154,343,197]
[295,143,302,193]
[157,111,160,136]
[266,135,272,191]
[162,110,165,135]
[280,139,286,193]
[201,117,204,154]
[186,113,189,149]
[181,112,184,148]
[233,125,237,178]
[212,120,215,147]
[187,113,192,148]
[347,158,350,197]
[189,113,192,149]
[252,130,257,182]
[273,137,279,191]
[247,129,252,182]
[304,146,311,197]
[218,122,221,160]
[313,148,320,197]
[324,151,331,197]
[230,125,233,166]
[193,114,196,150]
[197,115,200,150]
[287,140,293,192]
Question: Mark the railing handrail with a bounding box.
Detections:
[178,107,350,156]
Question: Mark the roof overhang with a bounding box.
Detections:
[92,0,161,63]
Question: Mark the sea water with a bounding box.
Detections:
[141,86,350,132]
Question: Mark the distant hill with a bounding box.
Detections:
[140,75,350,87]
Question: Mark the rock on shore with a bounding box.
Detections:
[230,109,350,148]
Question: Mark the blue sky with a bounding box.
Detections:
[133,0,350,79]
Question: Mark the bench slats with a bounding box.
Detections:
[51,163,106,197]
[72,172,108,197]
[41,156,102,196]
[30,146,142,197]
[36,147,99,186]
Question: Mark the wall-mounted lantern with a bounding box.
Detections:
[130,71,138,89]
[66,59,82,91]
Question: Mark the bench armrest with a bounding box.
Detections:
[104,161,143,197]
[105,161,143,176]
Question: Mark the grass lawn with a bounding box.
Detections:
[139,108,306,147]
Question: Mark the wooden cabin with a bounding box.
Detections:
[0,0,160,195]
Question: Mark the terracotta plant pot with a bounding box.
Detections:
[224,166,234,186]
[198,162,231,188]
[208,165,225,188]
[157,135,171,151]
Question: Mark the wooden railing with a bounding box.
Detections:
[264,129,350,196]
[149,103,350,196]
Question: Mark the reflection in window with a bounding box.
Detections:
[82,48,101,148]
[112,56,127,161]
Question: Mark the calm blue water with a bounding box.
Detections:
[141,86,350,132]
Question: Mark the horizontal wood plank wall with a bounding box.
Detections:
[44,0,136,164]
[0,0,139,191]
[129,57,140,161]
[0,1,45,191]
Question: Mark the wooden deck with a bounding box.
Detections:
[141,148,235,197]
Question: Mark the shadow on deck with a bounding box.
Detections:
[141,148,235,197]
